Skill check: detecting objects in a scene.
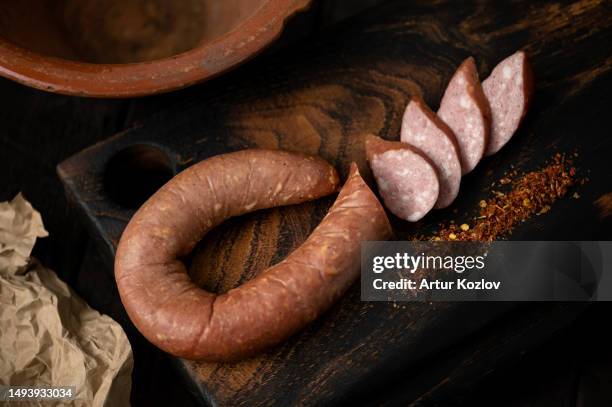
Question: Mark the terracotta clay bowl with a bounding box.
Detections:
[0,0,310,97]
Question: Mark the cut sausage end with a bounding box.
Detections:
[482,51,534,156]
[365,135,439,222]
[400,96,462,209]
[438,57,491,174]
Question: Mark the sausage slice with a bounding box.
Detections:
[438,57,491,174]
[365,134,439,222]
[482,51,534,156]
[115,149,391,361]
[401,96,462,209]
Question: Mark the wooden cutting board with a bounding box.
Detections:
[58,0,611,405]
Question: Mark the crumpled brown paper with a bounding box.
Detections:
[0,193,133,406]
[0,193,48,274]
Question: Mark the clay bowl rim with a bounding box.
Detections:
[0,0,311,98]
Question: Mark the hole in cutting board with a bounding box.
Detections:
[104,144,175,209]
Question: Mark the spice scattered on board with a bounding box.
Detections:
[432,153,579,241]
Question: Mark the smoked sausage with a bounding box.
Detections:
[365,134,439,222]
[114,149,391,361]
[438,57,491,174]
[401,96,462,209]
[482,51,534,155]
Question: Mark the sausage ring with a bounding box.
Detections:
[115,149,391,361]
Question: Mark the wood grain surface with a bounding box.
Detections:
[57,0,611,405]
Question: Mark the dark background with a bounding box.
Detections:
[1,0,611,405]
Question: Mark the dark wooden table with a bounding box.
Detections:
[1,1,611,406]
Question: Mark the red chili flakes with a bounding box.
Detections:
[433,153,578,241]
